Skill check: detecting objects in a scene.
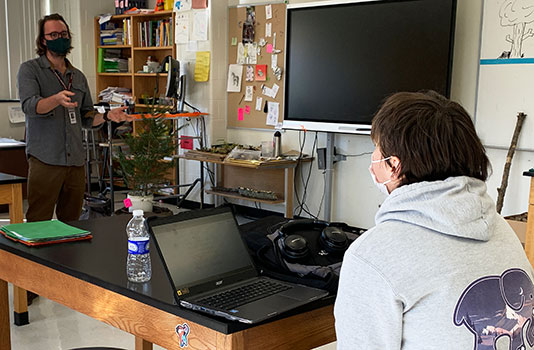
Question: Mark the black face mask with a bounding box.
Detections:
[45,37,71,55]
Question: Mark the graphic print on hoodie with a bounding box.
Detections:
[334,176,534,350]
[454,268,534,350]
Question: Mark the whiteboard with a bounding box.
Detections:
[475,0,534,150]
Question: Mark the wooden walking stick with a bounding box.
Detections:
[496,112,527,214]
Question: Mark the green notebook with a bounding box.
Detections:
[0,220,91,244]
[97,48,104,73]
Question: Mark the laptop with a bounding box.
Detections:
[147,206,329,324]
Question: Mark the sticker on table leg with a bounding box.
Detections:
[175,323,190,348]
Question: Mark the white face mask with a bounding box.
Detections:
[369,156,392,195]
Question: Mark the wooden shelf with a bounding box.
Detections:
[97,72,131,76]
[98,45,131,49]
[134,73,168,77]
[133,46,173,51]
[205,189,284,204]
[95,12,176,117]
[130,112,208,119]
[134,104,173,109]
[106,10,173,19]
[130,10,173,17]
[181,153,301,218]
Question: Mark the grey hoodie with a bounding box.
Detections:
[334,176,534,350]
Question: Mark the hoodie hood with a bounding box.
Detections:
[375,176,497,242]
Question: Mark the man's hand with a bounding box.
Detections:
[107,106,135,122]
[54,90,78,109]
[35,89,77,114]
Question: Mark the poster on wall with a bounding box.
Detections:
[227,64,243,92]
[475,0,534,149]
[192,10,208,41]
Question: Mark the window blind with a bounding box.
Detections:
[1,0,43,100]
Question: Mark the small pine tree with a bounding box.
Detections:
[118,114,175,197]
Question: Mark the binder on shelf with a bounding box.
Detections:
[97,48,104,73]
[0,220,92,246]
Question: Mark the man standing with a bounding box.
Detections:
[17,13,132,223]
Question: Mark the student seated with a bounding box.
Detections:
[334,91,534,349]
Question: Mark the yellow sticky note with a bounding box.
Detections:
[194,51,210,82]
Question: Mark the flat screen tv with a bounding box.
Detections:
[282,0,457,135]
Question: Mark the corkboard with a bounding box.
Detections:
[227,3,286,129]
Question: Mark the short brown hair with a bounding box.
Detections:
[370,91,490,187]
[35,13,73,56]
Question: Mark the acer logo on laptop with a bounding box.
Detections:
[216,280,223,286]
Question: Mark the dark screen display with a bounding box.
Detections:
[152,212,254,289]
[284,0,456,125]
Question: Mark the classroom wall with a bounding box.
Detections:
[171,1,229,203]
[0,0,46,141]
[2,0,532,227]
[222,0,534,228]
[0,0,112,140]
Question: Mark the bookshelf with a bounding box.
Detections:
[94,11,179,200]
[94,10,176,108]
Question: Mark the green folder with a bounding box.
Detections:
[97,48,104,73]
[0,220,91,245]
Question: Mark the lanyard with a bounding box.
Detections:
[51,69,73,91]
[51,68,77,125]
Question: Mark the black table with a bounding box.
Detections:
[0,172,27,347]
[0,215,335,350]
[0,143,28,201]
[0,173,26,230]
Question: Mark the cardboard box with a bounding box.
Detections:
[506,219,527,246]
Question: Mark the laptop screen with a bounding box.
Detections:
[151,210,256,290]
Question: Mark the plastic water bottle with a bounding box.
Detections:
[126,210,152,282]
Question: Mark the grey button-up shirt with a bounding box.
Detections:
[17,55,95,167]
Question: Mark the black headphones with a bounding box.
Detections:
[275,219,362,262]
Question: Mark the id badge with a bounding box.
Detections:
[68,108,77,124]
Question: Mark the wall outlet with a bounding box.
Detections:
[317,148,326,170]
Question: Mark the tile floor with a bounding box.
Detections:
[0,197,336,349]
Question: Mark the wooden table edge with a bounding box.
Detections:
[0,248,336,349]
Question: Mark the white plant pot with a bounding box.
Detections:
[127,194,154,213]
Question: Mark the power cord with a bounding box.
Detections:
[343,151,373,158]
[293,131,319,219]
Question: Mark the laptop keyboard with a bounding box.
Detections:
[198,279,291,310]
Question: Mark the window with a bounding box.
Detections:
[0,0,44,100]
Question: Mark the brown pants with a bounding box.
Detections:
[26,156,86,222]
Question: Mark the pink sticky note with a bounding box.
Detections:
[266,44,273,53]
[123,198,132,208]
[245,105,251,114]
[238,108,244,121]
[192,0,208,9]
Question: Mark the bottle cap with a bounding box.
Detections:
[133,209,144,217]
